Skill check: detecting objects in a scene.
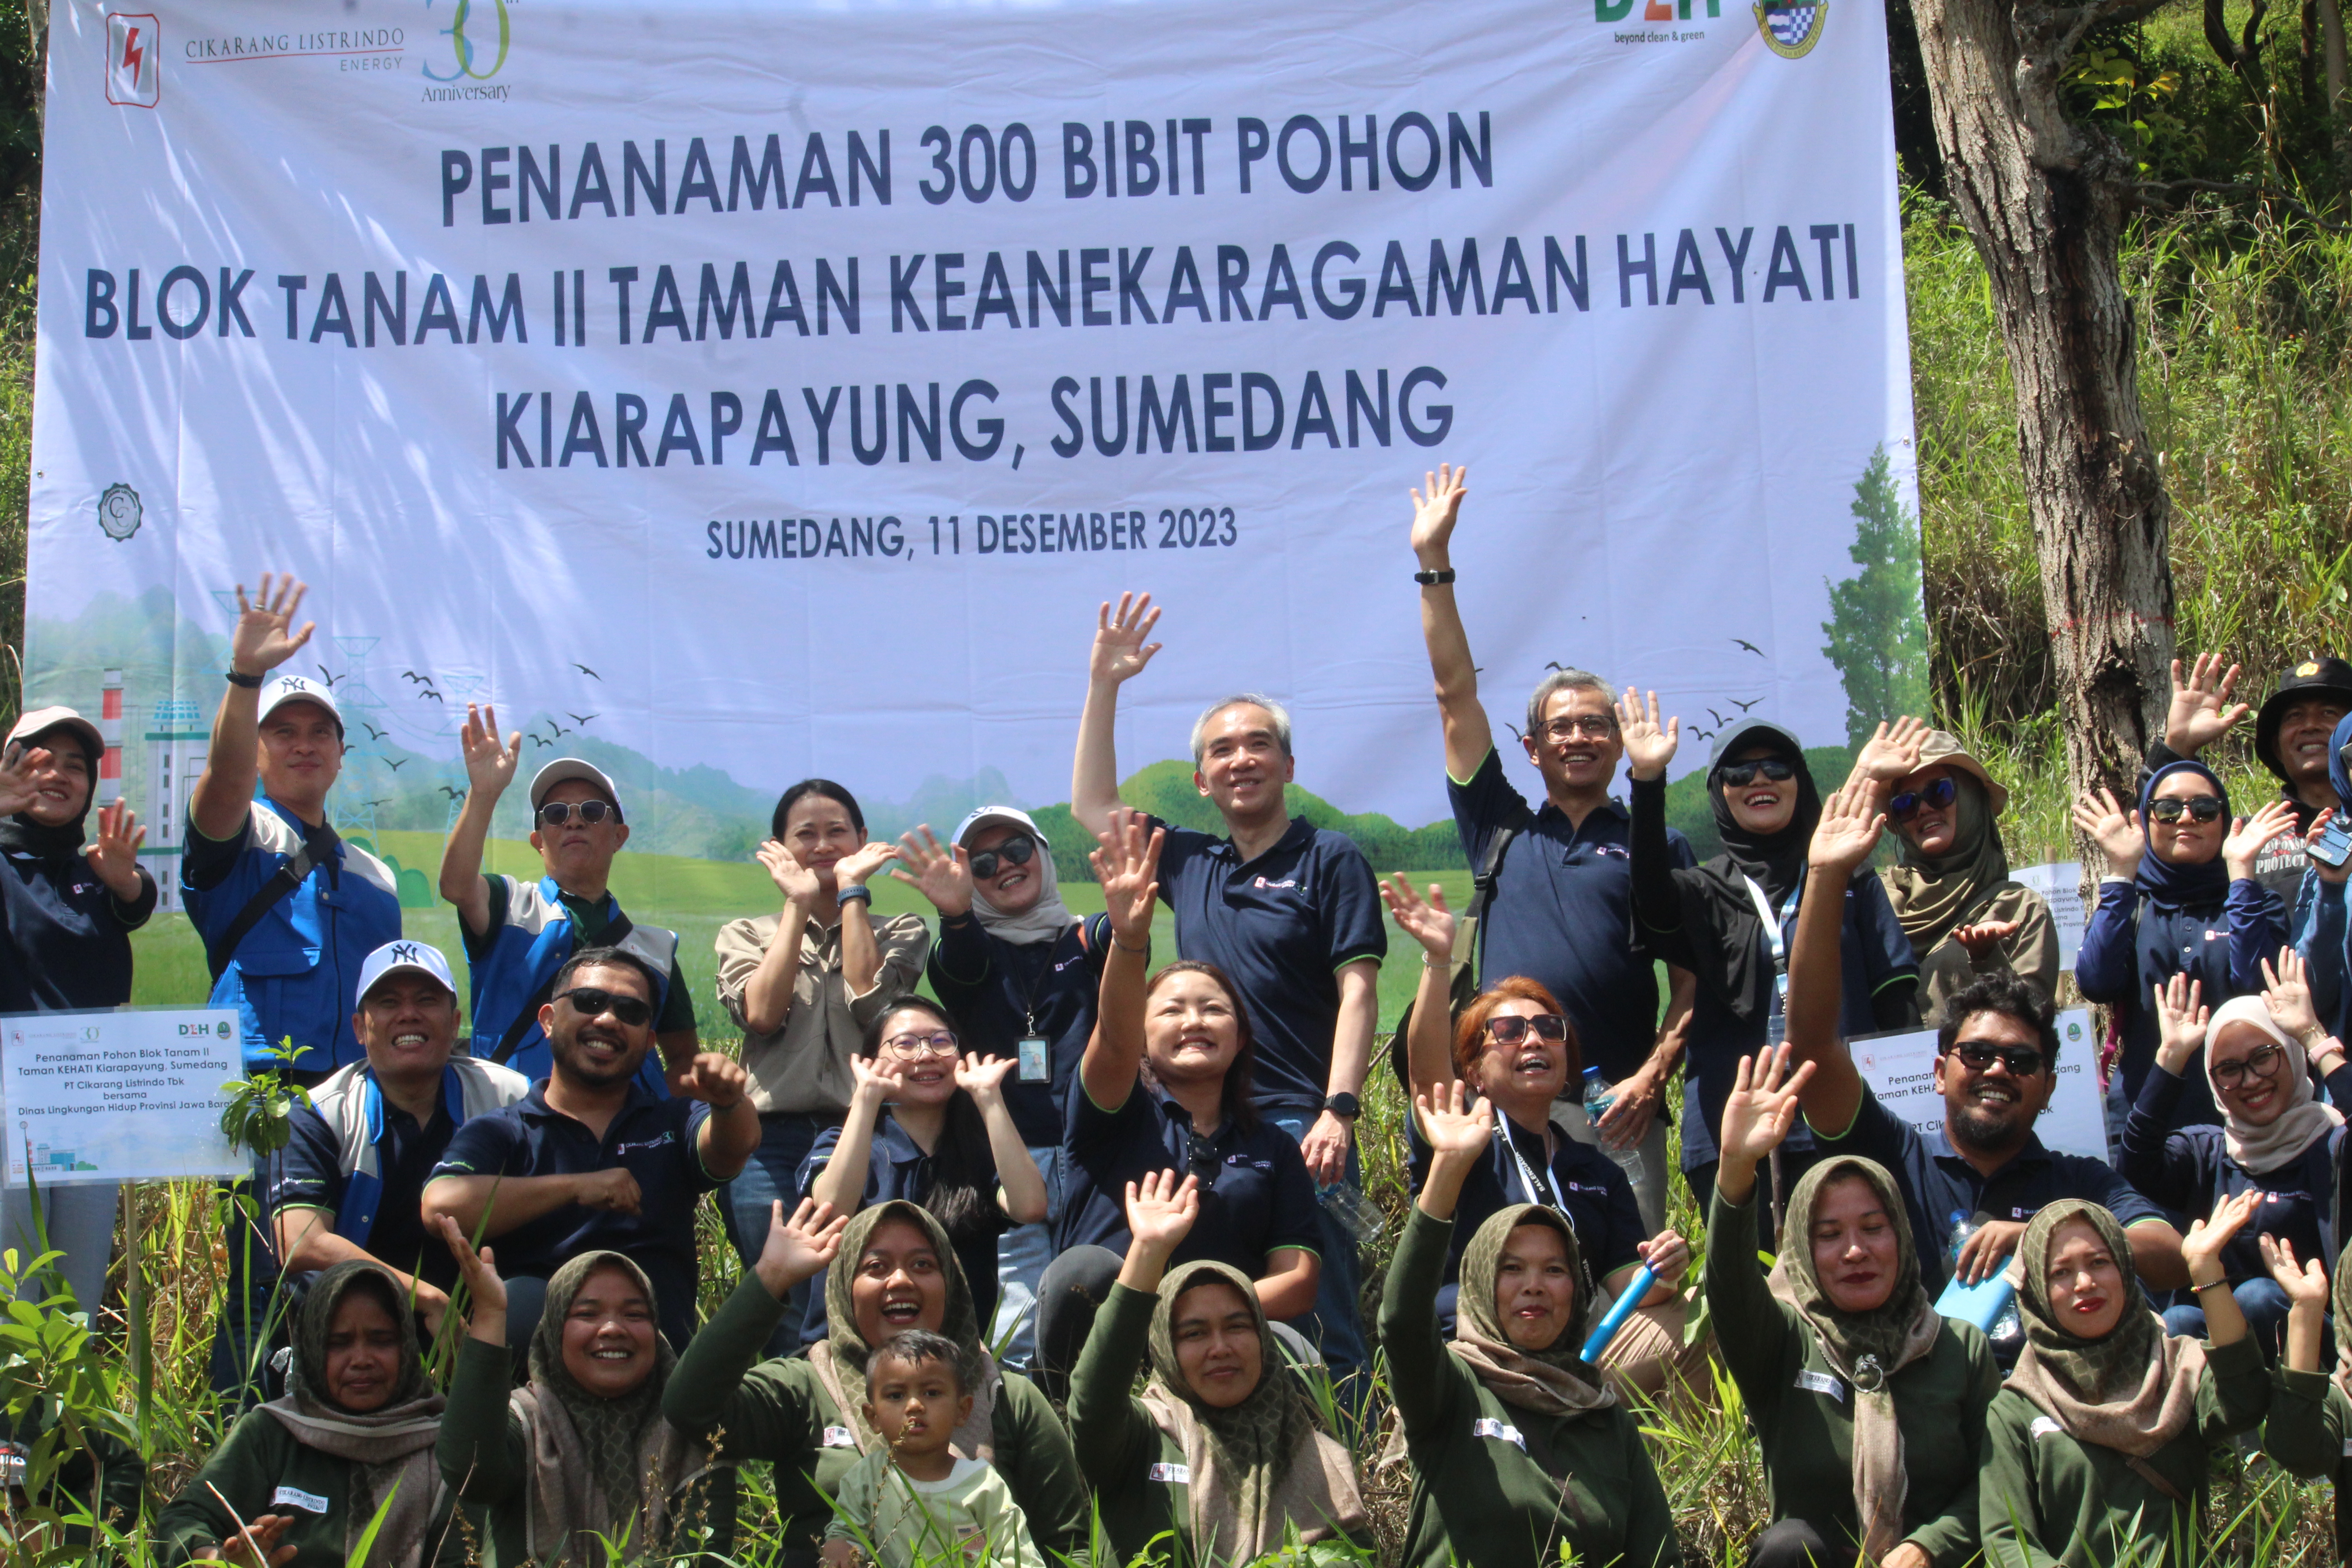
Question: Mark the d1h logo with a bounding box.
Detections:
[106,14,161,108]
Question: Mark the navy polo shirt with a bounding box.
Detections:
[1450,749,1695,1082]
[1404,1107,1645,1286]
[0,850,155,1012]
[927,914,1114,1147]
[795,1112,1011,1333]
[431,1080,716,1348]
[1056,1075,1322,1283]
[1812,1083,2166,1297]
[1147,814,1388,1112]
[270,1099,462,1292]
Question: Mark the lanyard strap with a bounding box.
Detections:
[1740,873,1802,975]
[1498,1107,1567,1210]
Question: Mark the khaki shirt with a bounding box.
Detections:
[1905,878,2063,1027]
[715,909,931,1114]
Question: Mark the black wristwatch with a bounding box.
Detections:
[1412,567,1455,586]
[225,668,264,689]
[1323,1092,1361,1119]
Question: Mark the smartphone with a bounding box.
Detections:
[2312,813,2352,869]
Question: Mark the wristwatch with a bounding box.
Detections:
[1323,1092,1361,1120]
[225,668,264,689]
[1412,568,1455,586]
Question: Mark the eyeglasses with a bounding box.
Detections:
[2211,1044,2286,1087]
[2147,795,2225,824]
[1949,1042,2046,1077]
[1719,758,1796,787]
[539,800,614,827]
[879,1029,960,1061]
[1485,1014,1569,1045]
[970,834,1036,881]
[557,987,653,1027]
[1889,776,1958,822]
[1539,716,1617,742]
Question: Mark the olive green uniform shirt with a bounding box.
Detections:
[1378,1206,1682,1568]
[1705,1189,1998,1565]
[160,1407,470,1568]
[2258,1364,2352,1558]
[1978,1333,2267,1568]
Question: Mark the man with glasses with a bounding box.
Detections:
[1406,464,1697,1234]
[422,946,759,1351]
[1782,780,2185,1319]
[437,707,698,1095]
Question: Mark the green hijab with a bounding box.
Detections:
[814,1200,1000,1457]
[528,1250,676,1529]
[2006,1200,2204,1455]
[1450,1203,1615,1417]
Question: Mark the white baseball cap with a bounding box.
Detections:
[356,938,457,1003]
[257,673,344,732]
[5,707,104,764]
[529,757,624,818]
[952,805,1044,846]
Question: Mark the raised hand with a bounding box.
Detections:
[2259,1233,2330,1312]
[2182,1187,2263,1282]
[952,1052,1017,1104]
[2166,653,2249,756]
[83,802,147,901]
[1090,592,1164,688]
[1381,874,1456,960]
[675,1052,750,1108]
[849,1053,908,1106]
[1808,779,1886,877]
[757,839,823,906]
[1614,687,1680,782]
[0,745,45,818]
[2151,974,2208,1075]
[437,1213,509,1318]
[756,1197,848,1298]
[1851,716,1930,784]
[1409,462,1469,566]
[2261,948,2324,1045]
[1951,917,2021,960]
[889,825,974,917]
[1124,1168,1201,1259]
[460,703,523,799]
[2070,786,2144,879]
[1414,1078,1494,1166]
[2225,799,2299,881]
[1091,807,1165,947]
[1717,1044,1814,1171]
[229,573,315,677]
[833,840,901,889]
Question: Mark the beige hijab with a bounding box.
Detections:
[2202,995,2342,1173]
[1448,1204,1618,1418]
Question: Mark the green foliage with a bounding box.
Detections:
[216,1038,314,1158]
[1821,448,1931,752]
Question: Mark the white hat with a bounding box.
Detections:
[257,673,343,731]
[951,804,1044,846]
[356,938,457,1002]
[529,756,624,817]
[5,707,104,763]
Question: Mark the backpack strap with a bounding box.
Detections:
[204,843,316,980]
[492,909,637,1064]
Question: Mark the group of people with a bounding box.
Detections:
[7,461,2352,1564]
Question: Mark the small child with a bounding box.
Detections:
[820,1329,1045,1568]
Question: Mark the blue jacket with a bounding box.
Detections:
[465,875,680,1096]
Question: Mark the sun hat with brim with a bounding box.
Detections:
[4,708,103,765]
[2255,657,2352,783]
[1904,730,2009,817]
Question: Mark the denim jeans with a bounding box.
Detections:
[721,1111,841,1355]
[1266,1112,1368,1402]
[986,1143,1064,1370]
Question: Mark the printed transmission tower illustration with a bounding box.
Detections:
[329,635,387,845]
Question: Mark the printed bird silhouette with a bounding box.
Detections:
[571,663,601,680]
[362,799,389,810]
[549,721,573,739]
[439,785,467,800]
[383,757,408,771]
[418,689,445,702]
[401,670,434,685]
[1731,697,1763,711]
[1544,661,1567,671]
[361,723,388,741]
[526,732,549,749]
[1733,639,1764,657]
[1707,708,1728,727]
[1690,726,1717,741]
[566,712,598,726]
[315,666,343,687]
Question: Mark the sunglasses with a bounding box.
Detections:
[1485,1014,1569,1045]
[539,799,615,827]
[557,986,653,1027]
[2146,795,2225,824]
[1889,776,1958,822]
[879,1029,960,1061]
[2211,1043,2286,1087]
[970,834,1036,881]
[1949,1042,2046,1078]
[1719,758,1796,787]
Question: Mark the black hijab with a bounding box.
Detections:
[0,725,99,863]
[1676,720,1824,1020]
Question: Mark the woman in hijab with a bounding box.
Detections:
[1709,1044,1998,1567]
[1622,697,1920,1206]
[895,808,1116,1365]
[1380,1079,1681,1568]
[2254,1229,2352,1558]
[1875,726,2060,1024]
[436,1224,731,1567]
[162,1260,459,1568]
[1068,1168,1369,1565]
[1979,1195,2270,1568]
[0,710,156,1313]
[662,1196,1092,1568]
[2124,966,2349,1356]
[2075,761,2296,1131]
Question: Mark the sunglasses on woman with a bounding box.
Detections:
[1485,1014,1569,1045]
[970,834,1036,881]
[1719,759,1795,787]
[2146,795,2225,824]
[539,800,615,827]
[558,986,653,1027]
[2210,1044,2286,1087]
[1889,776,1958,822]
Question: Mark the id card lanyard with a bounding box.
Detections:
[1742,873,1803,1046]
[1498,1106,1568,1210]
[1014,924,1079,1083]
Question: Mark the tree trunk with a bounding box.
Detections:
[2320,0,2352,186]
[1906,0,2179,823]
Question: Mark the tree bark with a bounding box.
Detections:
[1907,0,2179,826]
[2320,0,2352,186]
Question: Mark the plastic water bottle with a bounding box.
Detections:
[1945,1210,2023,1344]
[1581,1067,1648,1190]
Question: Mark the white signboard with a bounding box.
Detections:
[2010,862,2087,970]
[0,1009,247,1186]
[1850,1007,2106,1163]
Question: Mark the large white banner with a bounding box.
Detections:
[26,0,1915,867]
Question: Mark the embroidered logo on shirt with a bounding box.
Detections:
[1591,844,1629,860]
[822,1426,858,1449]
[1147,1462,1191,1483]
[272,1486,331,1514]
[613,1132,678,1156]
[1795,1369,1844,1401]
[2030,1416,2064,1440]
[1252,876,1299,891]
[1472,1417,1527,1450]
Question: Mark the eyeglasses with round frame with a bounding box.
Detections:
[879,1029,960,1061]
[2210,1043,2286,1087]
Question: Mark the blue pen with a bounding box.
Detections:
[1579,1263,1655,1363]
